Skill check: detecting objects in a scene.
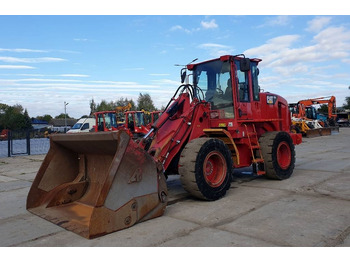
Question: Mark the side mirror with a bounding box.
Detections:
[240,58,251,72]
[181,68,186,83]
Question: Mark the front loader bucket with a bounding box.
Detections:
[305,128,331,138]
[26,131,167,239]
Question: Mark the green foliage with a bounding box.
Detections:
[115,97,136,110]
[343,96,350,110]
[317,104,329,114]
[89,98,97,116]
[36,114,53,123]
[0,103,32,130]
[137,93,156,111]
[55,113,71,119]
[91,97,136,113]
[96,99,113,111]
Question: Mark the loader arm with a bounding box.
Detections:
[144,88,206,173]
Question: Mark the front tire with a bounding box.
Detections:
[259,131,296,180]
[179,138,232,200]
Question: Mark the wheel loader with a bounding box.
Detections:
[94,110,151,139]
[27,54,302,239]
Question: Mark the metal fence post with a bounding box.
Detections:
[7,130,11,157]
[26,129,31,155]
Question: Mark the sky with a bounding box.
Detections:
[0,4,349,118]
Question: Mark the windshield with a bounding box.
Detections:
[104,112,117,128]
[71,123,83,129]
[135,112,145,126]
[193,59,234,118]
[97,112,117,131]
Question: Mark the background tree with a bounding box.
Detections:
[36,114,53,123]
[0,103,32,130]
[116,97,136,110]
[137,93,156,111]
[317,104,329,114]
[343,96,350,110]
[55,113,72,119]
[95,99,114,111]
[92,98,136,112]
[89,98,97,115]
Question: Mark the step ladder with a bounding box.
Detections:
[244,124,265,175]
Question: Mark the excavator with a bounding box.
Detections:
[27,54,302,239]
[289,96,339,137]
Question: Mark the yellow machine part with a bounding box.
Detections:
[292,119,332,138]
[26,131,167,239]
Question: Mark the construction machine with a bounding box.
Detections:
[94,109,151,139]
[94,111,120,132]
[27,54,302,239]
[144,110,162,129]
[124,111,150,138]
[297,96,337,125]
[94,104,132,132]
[336,112,350,127]
[289,96,339,137]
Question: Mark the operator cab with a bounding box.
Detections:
[190,55,261,120]
[95,111,118,131]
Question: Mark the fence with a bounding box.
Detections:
[0,129,50,158]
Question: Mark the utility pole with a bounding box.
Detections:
[64,101,69,133]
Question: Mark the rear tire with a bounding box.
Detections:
[259,131,295,180]
[179,138,232,200]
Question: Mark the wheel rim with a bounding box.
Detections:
[277,141,291,169]
[203,151,227,187]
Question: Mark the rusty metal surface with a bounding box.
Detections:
[26,130,167,239]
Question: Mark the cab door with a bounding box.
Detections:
[234,60,252,120]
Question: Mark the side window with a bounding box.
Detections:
[251,63,260,101]
[235,61,249,102]
[82,123,89,130]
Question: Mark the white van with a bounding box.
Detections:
[67,118,95,133]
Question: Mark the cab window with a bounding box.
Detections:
[234,60,249,102]
[193,59,234,119]
[251,63,260,101]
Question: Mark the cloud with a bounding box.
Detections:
[201,19,218,29]
[122,67,145,71]
[60,74,90,77]
[198,43,235,58]
[0,57,66,63]
[257,16,291,28]
[73,38,89,41]
[242,22,350,105]
[244,35,300,65]
[0,48,48,53]
[306,16,332,32]
[170,25,191,34]
[0,65,35,69]
[313,26,350,54]
[199,43,229,49]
